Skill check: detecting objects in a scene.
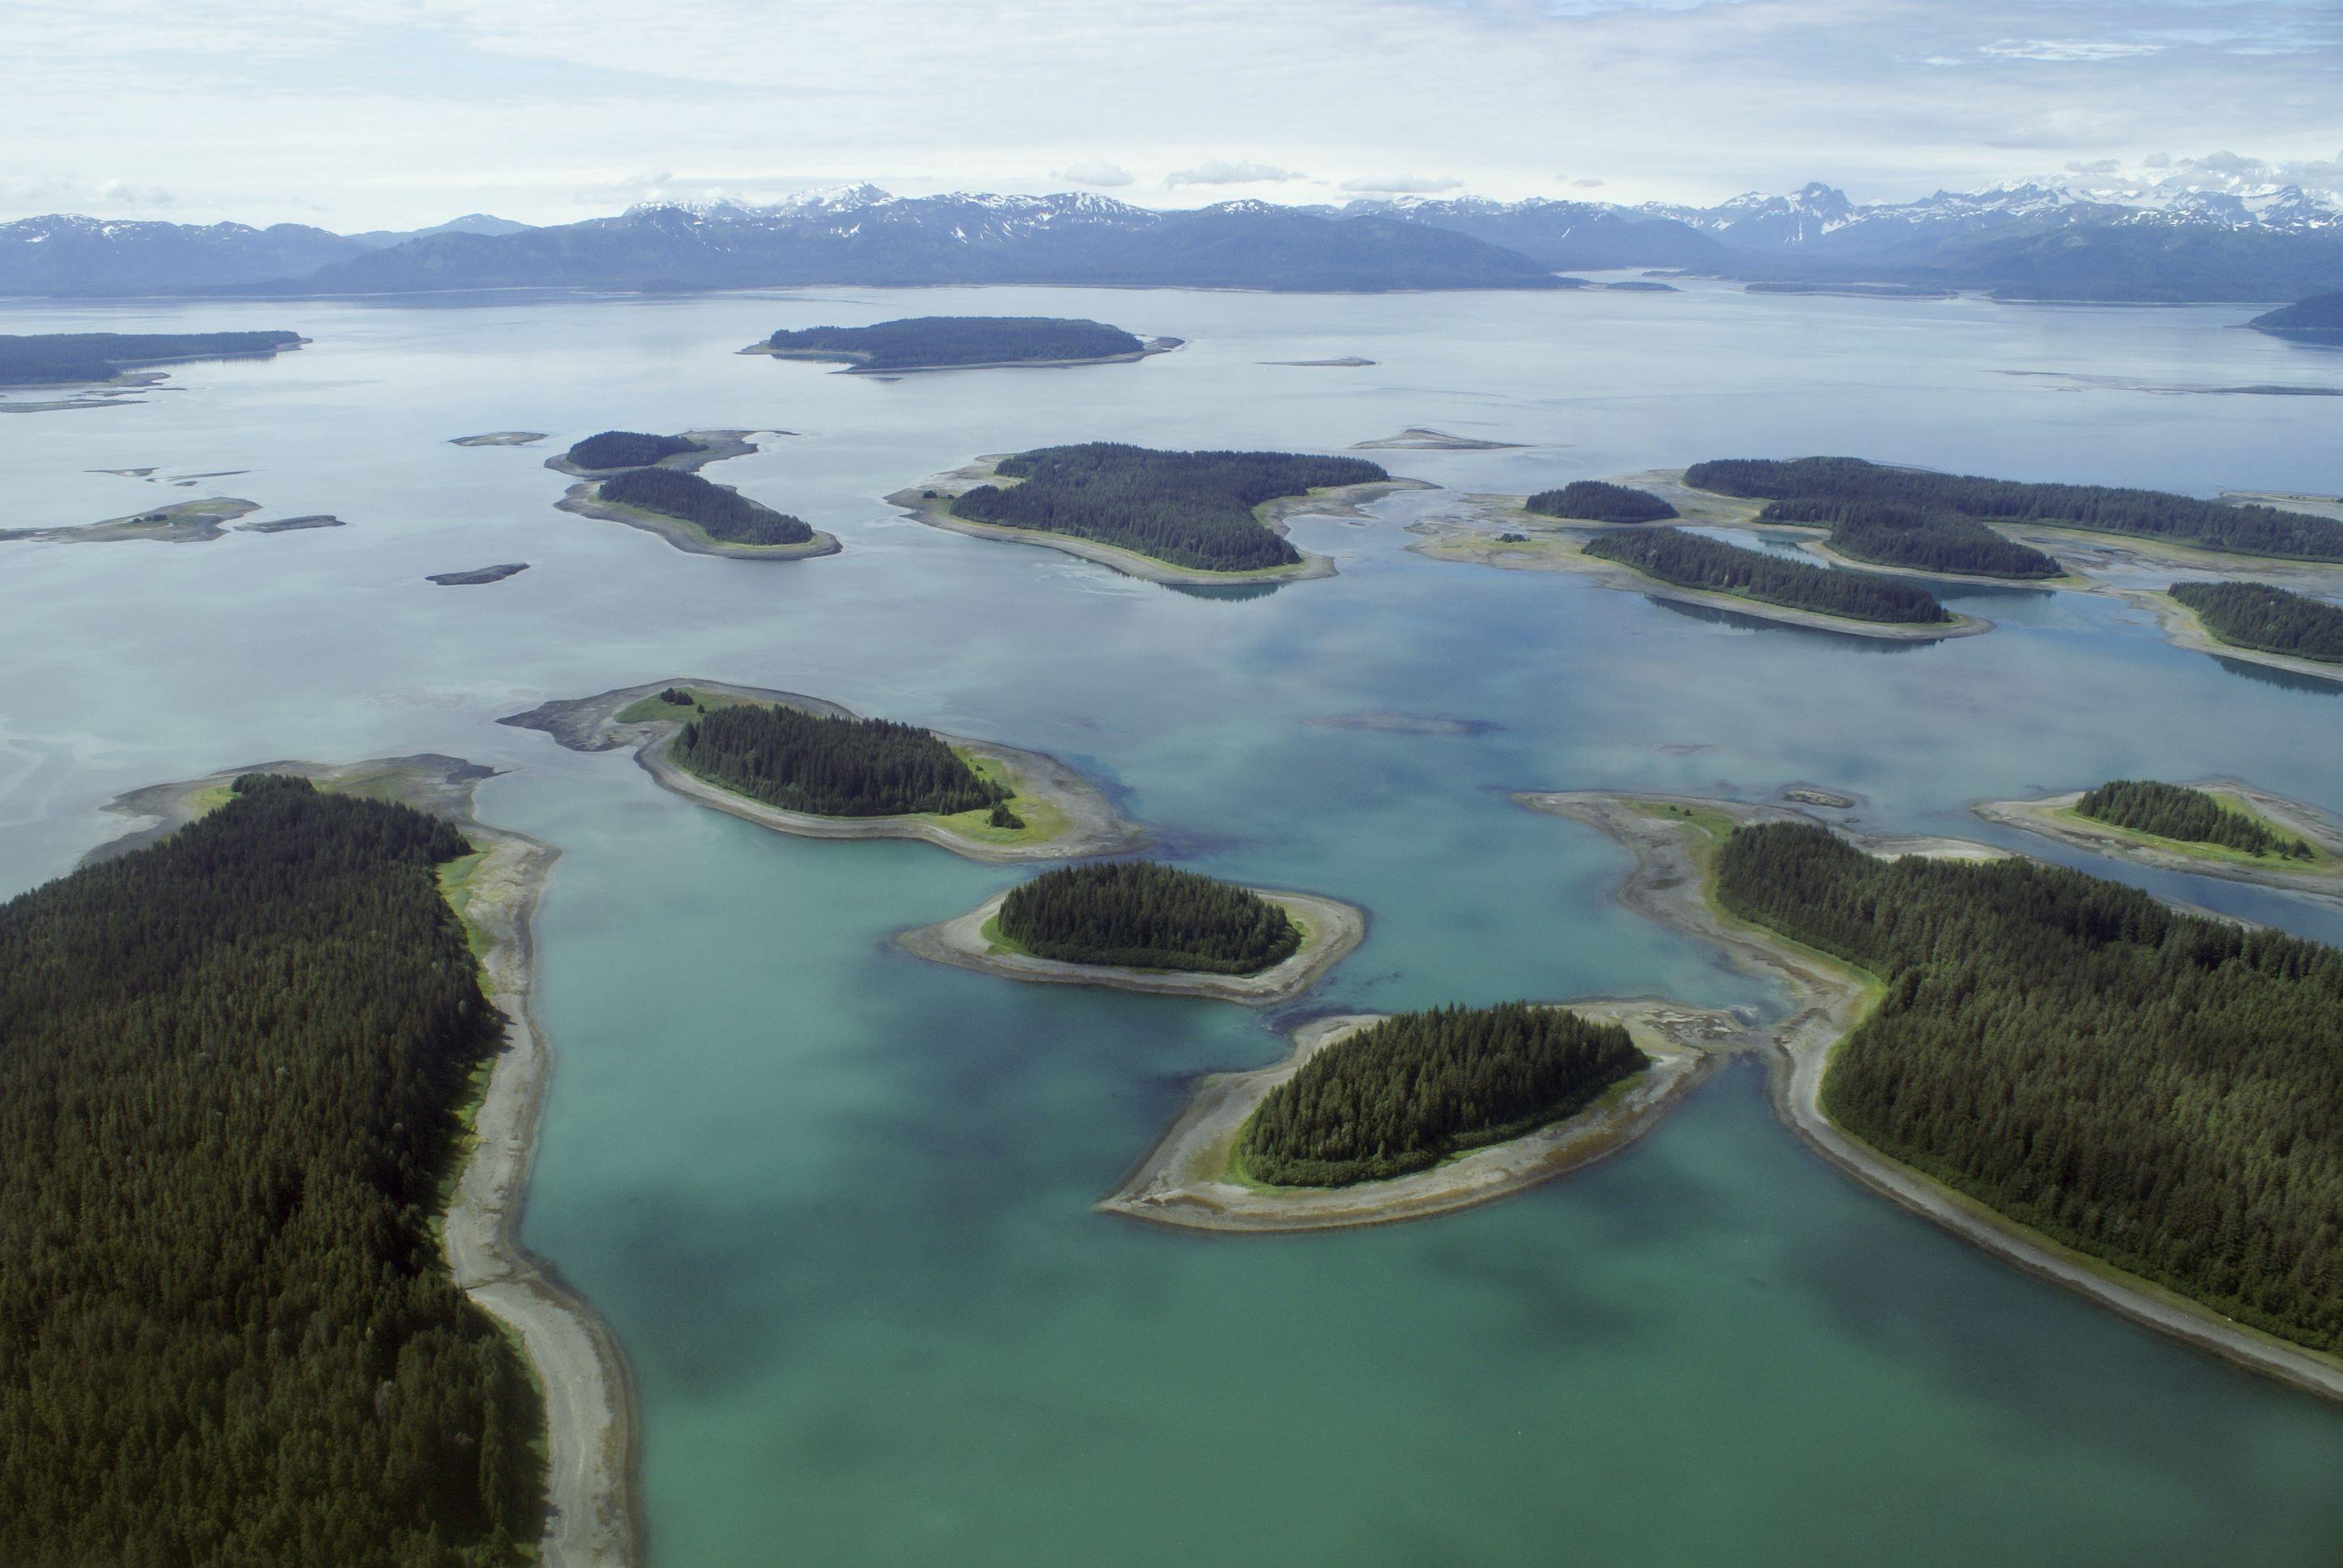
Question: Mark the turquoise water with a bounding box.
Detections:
[5,282,2342,1562]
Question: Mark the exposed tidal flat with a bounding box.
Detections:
[9,284,2343,1564]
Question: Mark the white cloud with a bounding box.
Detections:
[1052,159,1134,187]
[1341,173,1464,194]
[1163,159,1306,188]
[1573,177,1605,188]
[1980,39,2167,62]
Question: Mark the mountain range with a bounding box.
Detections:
[4,180,2338,302]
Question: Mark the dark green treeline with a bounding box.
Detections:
[2077,779,2312,860]
[1239,1003,1648,1186]
[1716,822,2343,1351]
[1526,480,1677,523]
[950,443,1386,572]
[597,467,812,546]
[2170,580,2343,663]
[0,775,542,1565]
[1584,525,1951,623]
[564,429,700,470]
[764,315,1142,369]
[671,703,1001,817]
[997,860,1298,974]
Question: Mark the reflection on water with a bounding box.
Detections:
[2211,654,2343,697]
[1644,593,1927,651]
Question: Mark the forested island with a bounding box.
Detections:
[1526,790,2343,1399]
[935,444,1392,576]
[995,861,1301,975]
[1526,480,1677,523]
[1685,455,2343,562]
[503,680,1146,863]
[595,468,813,547]
[1236,1003,1649,1186]
[2075,779,2314,860]
[2168,580,2343,663]
[749,315,1168,372]
[0,774,543,1563]
[1761,497,2062,579]
[671,700,1006,817]
[1717,820,2343,1355]
[1584,525,1953,624]
[2248,292,2343,342]
[0,329,303,386]
[561,429,702,471]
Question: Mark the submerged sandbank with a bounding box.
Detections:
[500,679,1146,864]
[88,754,642,1567]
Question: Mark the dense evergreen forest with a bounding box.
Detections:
[1715,822,2343,1350]
[949,443,1387,572]
[671,703,1001,816]
[0,329,303,386]
[1684,455,2343,561]
[1584,525,1952,623]
[764,315,1144,369]
[1760,497,2062,578]
[597,467,813,546]
[996,861,1299,974]
[2076,780,2312,859]
[2169,580,2343,662]
[1526,480,1678,523]
[563,430,701,470]
[0,775,543,1565]
[1238,1003,1648,1186]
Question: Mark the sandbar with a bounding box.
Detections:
[86,754,642,1566]
[428,562,529,586]
[1098,999,1731,1232]
[500,679,1146,864]
[1519,788,2343,1404]
[0,496,260,545]
[452,431,549,446]
[896,886,1364,1007]
[1350,427,1525,450]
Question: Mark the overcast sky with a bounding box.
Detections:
[8,0,2340,228]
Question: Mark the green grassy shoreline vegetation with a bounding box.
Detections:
[1236,1003,1649,1186]
[1584,524,1952,623]
[996,861,1298,975]
[2074,779,2314,861]
[950,444,1386,573]
[0,774,544,1562]
[595,468,812,548]
[760,315,1145,370]
[1715,819,2343,1353]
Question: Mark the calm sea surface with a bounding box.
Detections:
[5,281,2342,1563]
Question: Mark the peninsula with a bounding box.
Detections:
[2148,579,2343,686]
[500,680,1145,863]
[1521,789,2343,1403]
[1975,779,2342,903]
[37,757,638,1566]
[898,860,1364,1007]
[0,328,305,387]
[743,315,1178,372]
[891,443,1426,586]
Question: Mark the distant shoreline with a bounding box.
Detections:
[740,335,1184,373]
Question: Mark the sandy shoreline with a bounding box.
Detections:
[1408,498,1993,642]
[1973,783,2343,903]
[87,755,642,1566]
[555,482,842,561]
[2114,588,2343,687]
[541,427,766,478]
[887,454,1430,586]
[1520,788,2343,1405]
[897,886,1364,1006]
[500,678,1148,863]
[2,496,261,545]
[1098,999,1734,1232]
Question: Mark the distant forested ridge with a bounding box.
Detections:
[996,861,1299,974]
[1526,480,1677,523]
[1238,1003,1648,1186]
[1760,497,2061,578]
[1685,456,2343,562]
[2170,580,2343,663]
[2076,779,2312,860]
[0,775,543,1564]
[671,703,1000,816]
[563,430,700,470]
[0,329,303,386]
[1584,525,1951,623]
[764,315,1145,369]
[2249,292,2343,340]
[950,444,1386,573]
[1716,821,2343,1351]
[596,467,812,546]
